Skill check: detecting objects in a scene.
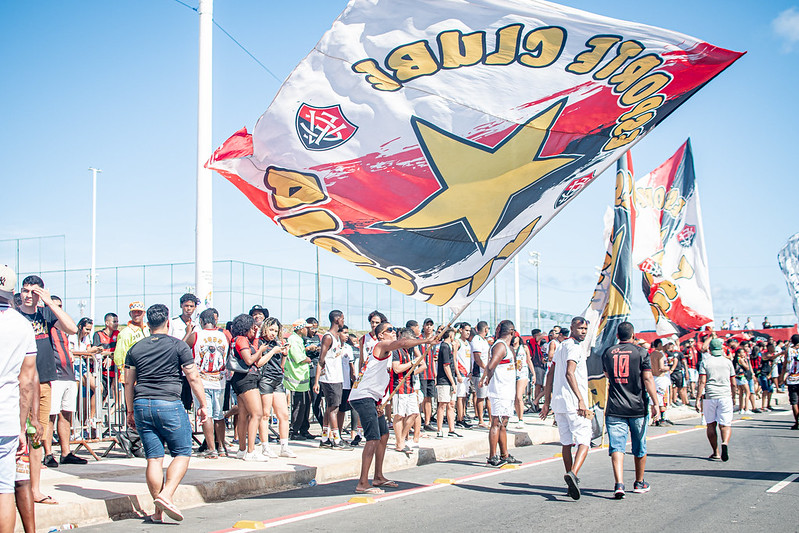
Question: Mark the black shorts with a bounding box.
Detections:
[259,375,285,395]
[420,379,437,398]
[230,372,259,395]
[788,384,799,406]
[349,397,388,441]
[339,388,352,412]
[671,372,684,388]
[321,382,343,408]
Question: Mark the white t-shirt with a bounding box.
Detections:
[785,346,799,386]
[547,339,561,366]
[349,348,391,402]
[168,315,198,341]
[0,303,37,436]
[341,342,355,390]
[456,339,471,376]
[193,328,229,390]
[487,339,516,400]
[69,333,94,381]
[550,338,588,414]
[470,335,489,372]
[319,332,343,384]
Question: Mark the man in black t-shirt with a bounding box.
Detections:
[601,322,660,499]
[125,304,207,523]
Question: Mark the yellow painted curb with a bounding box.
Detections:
[500,464,519,469]
[434,478,456,484]
[553,452,562,458]
[349,496,376,504]
[234,520,265,529]
[741,416,752,420]
[694,425,706,428]
[667,430,679,434]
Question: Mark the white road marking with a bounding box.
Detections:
[766,473,799,493]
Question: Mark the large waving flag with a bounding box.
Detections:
[778,233,799,325]
[208,0,742,314]
[632,139,714,335]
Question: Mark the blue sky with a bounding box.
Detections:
[2,0,798,329]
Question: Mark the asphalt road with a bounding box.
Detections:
[77,409,799,533]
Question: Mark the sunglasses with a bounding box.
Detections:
[383,327,395,333]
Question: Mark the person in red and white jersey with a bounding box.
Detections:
[185,308,229,458]
[480,320,518,467]
[349,322,434,495]
[391,328,426,452]
[359,311,386,370]
[418,318,438,432]
[541,317,592,500]
[454,322,473,429]
[780,334,799,430]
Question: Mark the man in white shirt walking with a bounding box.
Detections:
[541,316,591,500]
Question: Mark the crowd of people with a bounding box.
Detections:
[2,265,798,530]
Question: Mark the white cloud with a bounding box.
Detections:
[773,7,799,51]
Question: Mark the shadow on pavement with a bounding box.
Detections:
[648,469,790,482]
[249,477,429,500]
[454,481,612,501]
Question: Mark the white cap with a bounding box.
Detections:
[0,265,16,301]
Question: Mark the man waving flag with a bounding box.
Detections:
[208,0,742,314]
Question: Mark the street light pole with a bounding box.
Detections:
[514,255,520,330]
[88,167,102,324]
[195,0,214,307]
[529,251,541,329]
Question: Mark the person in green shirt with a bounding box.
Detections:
[285,320,313,440]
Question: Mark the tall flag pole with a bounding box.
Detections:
[778,233,799,325]
[207,0,742,314]
[583,150,635,440]
[632,139,713,335]
[195,0,214,308]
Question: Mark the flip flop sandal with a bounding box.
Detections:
[373,480,399,488]
[35,495,58,505]
[154,497,184,521]
[355,486,385,495]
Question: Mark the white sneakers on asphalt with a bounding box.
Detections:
[243,450,269,462]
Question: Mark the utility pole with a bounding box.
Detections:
[195,0,214,307]
[88,167,102,323]
[529,251,541,329]
[514,255,520,329]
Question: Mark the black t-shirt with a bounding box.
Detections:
[260,338,284,381]
[436,342,454,386]
[19,307,59,383]
[125,333,194,401]
[602,342,652,418]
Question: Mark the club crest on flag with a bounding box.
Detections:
[295,104,358,151]
[554,173,596,209]
[638,257,663,277]
[677,224,696,247]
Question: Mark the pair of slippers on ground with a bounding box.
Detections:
[355,480,398,495]
[149,497,183,523]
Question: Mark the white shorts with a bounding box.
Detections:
[703,397,733,426]
[554,411,592,447]
[456,377,472,398]
[687,368,699,383]
[771,366,780,379]
[0,436,18,493]
[392,393,420,417]
[489,396,515,418]
[436,384,453,403]
[654,375,670,407]
[50,380,78,414]
[471,376,489,399]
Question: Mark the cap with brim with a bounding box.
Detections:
[292,319,310,331]
[0,265,16,301]
[709,338,724,356]
[129,301,145,312]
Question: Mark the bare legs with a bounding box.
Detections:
[488,415,508,458]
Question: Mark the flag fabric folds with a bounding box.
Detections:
[778,233,799,325]
[207,0,742,314]
[632,139,714,336]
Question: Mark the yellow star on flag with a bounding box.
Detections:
[384,99,575,251]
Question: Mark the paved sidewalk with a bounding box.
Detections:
[21,394,788,532]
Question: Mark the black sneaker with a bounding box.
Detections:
[564,471,580,500]
[501,454,521,464]
[60,452,87,465]
[791,423,799,430]
[332,441,353,450]
[319,439,333,448]
[43,454,59,468]
[436,432,444,439]
[720,444,729,462]
[423,424,436,432]
[633,480,650,493]
[614,483,625,499]
[448,431,463,438]
[661,418,674,426]
[289,433,307,441]
[461,420,473,429]
[487,455,507,468]
[350,435,362,446]
[454,420,466,429]
[301,432,319,439]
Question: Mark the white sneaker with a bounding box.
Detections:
[243,451,269,462]
[261,444,279,458]
[515,421,525,430]
[280,446,297,458]
[409,441,420,448]
[235,449,246,460]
